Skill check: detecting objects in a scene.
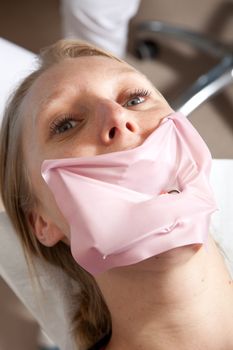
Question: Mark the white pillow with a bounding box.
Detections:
[0,38,37,122]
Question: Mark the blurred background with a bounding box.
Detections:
[0,0,232,349]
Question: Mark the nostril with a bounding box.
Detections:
[109,127,116,139]
[126,122,134,132]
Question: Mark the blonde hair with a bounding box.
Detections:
[0,39,122,349]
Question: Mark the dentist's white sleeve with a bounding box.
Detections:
[60,0,141,58]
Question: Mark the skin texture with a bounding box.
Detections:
[21,56,233,350]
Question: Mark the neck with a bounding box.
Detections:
[97,236,233,350]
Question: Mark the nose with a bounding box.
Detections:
[95,99,139,144]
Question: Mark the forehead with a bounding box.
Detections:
[29,56,143,99]
[22,56,149,119]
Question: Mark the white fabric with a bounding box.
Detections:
[60,0,141,58]
[0,212,78,350]
[0,38,37,122]
[1,38,233,350]
[210,159,233,269]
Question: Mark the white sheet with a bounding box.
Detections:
[0,211,78,350]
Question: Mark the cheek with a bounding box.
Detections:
[29,162,71,237]
[140,104,172,131]
[41,181,71,237]
[153,103,173,118]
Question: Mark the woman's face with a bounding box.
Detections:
[22,56,173,245]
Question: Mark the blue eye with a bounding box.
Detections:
[125,96,145,107]
[50,116,80,135]
[124,88,151,107]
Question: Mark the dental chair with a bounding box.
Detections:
[0,37,233,350]
[133,21,233,116]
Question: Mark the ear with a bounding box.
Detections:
[29,211,65,247]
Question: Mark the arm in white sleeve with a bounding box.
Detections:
[60,0,141,58]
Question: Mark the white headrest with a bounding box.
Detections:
[0,38,36,121]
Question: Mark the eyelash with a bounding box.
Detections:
[127,88,151,100]
[49,114,80,136]
[49,88,151,136]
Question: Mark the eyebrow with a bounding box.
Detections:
[37,66,147,118]
[36,87,78,124]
